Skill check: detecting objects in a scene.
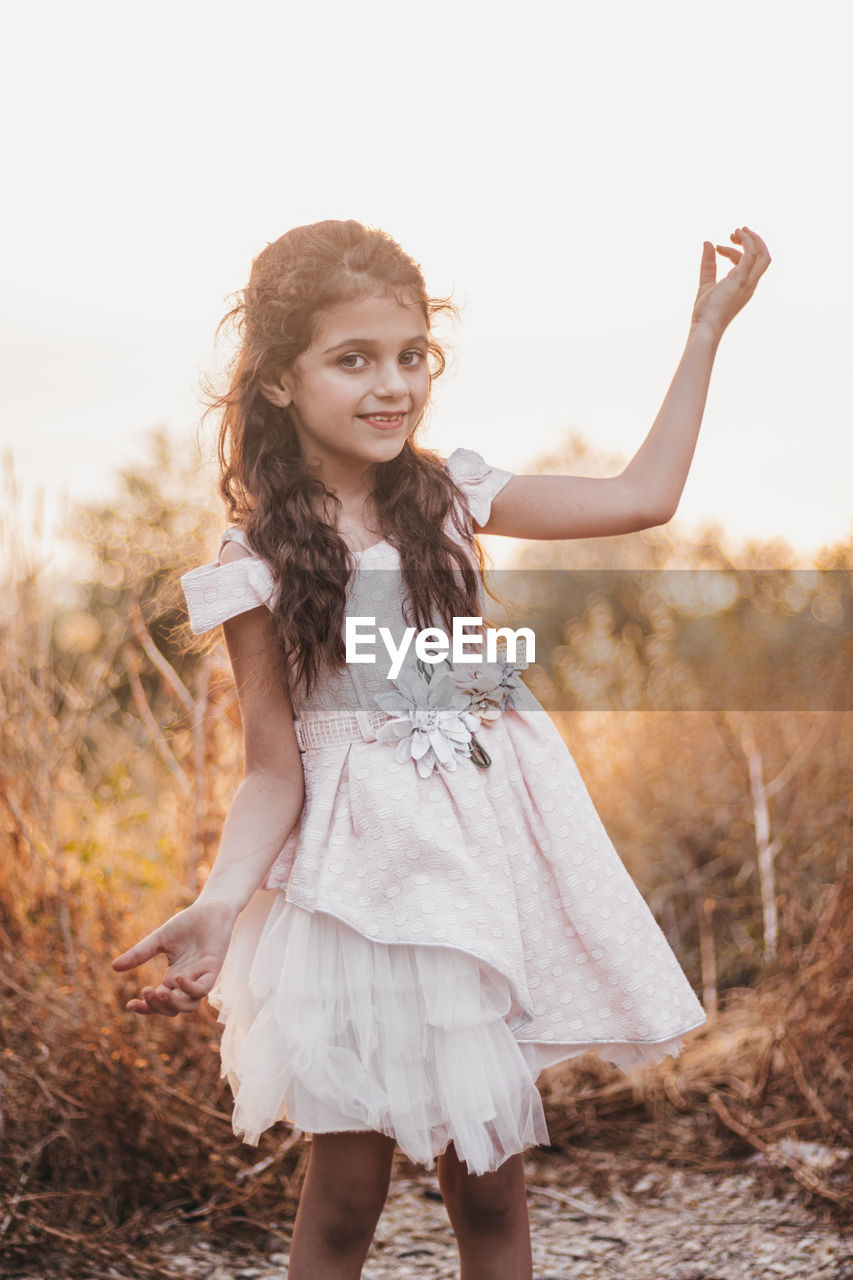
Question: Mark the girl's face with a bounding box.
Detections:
[262,292,431,485]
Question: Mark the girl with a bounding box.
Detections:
[113,219,770,1279]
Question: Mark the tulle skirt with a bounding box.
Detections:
[208,889,552,1176]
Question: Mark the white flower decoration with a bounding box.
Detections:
[456,660,525,723]
[454,670,506,727]
[373,661,476,779]
[496,662,525,711]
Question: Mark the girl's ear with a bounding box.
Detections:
[259,373,293,408]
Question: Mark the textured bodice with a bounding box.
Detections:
[181,448,513,721]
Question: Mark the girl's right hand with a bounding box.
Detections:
[111,898,237,1017]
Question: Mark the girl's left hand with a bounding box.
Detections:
[690,226,771,341]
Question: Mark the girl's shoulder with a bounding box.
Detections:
[180,526,277,635]
[180,450,515,635]
[217,526,253,562]
[442,448,515,529]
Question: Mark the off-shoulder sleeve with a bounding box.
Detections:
[180,528,277,635]
[444,447,515,529]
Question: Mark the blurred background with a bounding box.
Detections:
[1,0,850,1272]
[1,0,851,571]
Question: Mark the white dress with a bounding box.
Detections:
[181,447,706,1175]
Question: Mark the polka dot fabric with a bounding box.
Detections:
[181,447,706,1172]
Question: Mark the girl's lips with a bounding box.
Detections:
[359,413,406,430]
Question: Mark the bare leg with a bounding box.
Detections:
[288,1130,396,1280]
[437,1142,533,1280]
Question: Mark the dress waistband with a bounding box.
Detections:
[294,707,391,752]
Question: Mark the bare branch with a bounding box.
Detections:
[128,600,194,714]
[766,718,825,799]
[123,647,190,793]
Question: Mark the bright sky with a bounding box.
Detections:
[2,0,851,574]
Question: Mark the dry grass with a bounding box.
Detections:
[539,868,853,1214]
[1,446,851,1275]
[0,932,309,1270]
[2,873,849,1275]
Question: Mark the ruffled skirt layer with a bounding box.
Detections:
[210,889,553,1175]
[209,890,690,1175]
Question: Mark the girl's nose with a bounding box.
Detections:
[373,360,408,398]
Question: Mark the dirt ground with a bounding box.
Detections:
[8,1150,851,1280]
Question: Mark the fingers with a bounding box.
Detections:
[125,994,181,1017]
[723,228,749,281]
[732,226,770,284]
[112,929,164,972]
[122,966,216,1017]
[716,244,742,263]
[741,224,772,288]
[175,971,217,999]
[698,240,717,288]
[733,228,757,287]
[693,225,771,332]
[714,227,771,294]
[126,980,202,1017]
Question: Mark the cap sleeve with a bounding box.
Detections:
[444,447,515,529]
[180,528,277,635]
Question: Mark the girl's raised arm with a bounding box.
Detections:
[112,540,305,1017]
[478,226,771,542]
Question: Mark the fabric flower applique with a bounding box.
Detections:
[374,641,530,775]
[455,670,505,726]
[498,662,526,710]
[456,627,530,720]
[456,660,525,723]
[373,660,478,778]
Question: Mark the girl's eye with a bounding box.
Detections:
[400,349,426,366]
[338,353,367,369]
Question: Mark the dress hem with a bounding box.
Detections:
[515,1019,708,1051]
[274,890,707,1053]
[276,889,537,1032]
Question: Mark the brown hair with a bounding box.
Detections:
[205,219,495,698]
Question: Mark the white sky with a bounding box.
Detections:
[2,0,851,573]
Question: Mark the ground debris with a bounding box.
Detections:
[6,1152,850,1279]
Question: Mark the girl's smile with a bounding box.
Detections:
[261,292,431,482]
[359,412,407,430]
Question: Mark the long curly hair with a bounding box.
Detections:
[205,219,496,698]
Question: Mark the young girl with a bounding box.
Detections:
[113,219,770,1278]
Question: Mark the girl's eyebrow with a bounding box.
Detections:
[322,335,430,354]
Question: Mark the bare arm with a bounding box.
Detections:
[478,226,771,541]
[196,551,304,913]
[112,540,304,1015]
